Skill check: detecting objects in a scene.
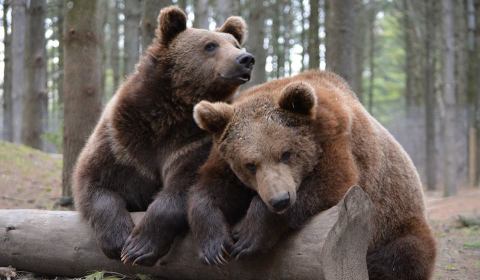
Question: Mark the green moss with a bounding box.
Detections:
[444,263,458,271]
[0,141,61,184]
[464,242,480,249]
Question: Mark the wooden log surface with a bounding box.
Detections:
[0,186,373,280]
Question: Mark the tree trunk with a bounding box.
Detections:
[216,0,232,25]
[246,0,267,87]
[442,0,457,197]
[300,0,306,71]
[276,1,286,77]
[141,0,171,52]
[325,0,356,85]
[308,0,320,69]
[0,186,372,280]
[367,2,376,114]
[353,2,366,101]
[111,0,121,92]
[467,0,478,187]
[100,0,109,101]
[124,0,142,76]
[57,0,65,105]
[2,0,12,141]
[474,0,480,188]
[403,0,415,113]
[22,0,47,150]
[193,0,209,29]
[178,0,187,11]
[62,0,103,205]
[424,0,437,191]
[10,0,27,144]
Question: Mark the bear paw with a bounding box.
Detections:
[231,220,278,259]
[200,235,233,266]
[120,231,172,266]
[97,224,132,260]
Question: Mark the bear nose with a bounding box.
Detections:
[236,53,255,69]
[269,192,290,212]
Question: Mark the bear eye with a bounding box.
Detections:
[204,42,218,52]
[280,151,291,163]
[245,163,257,174]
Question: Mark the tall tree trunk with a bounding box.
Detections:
[467,0,478,187]
[111,0,120,91]
[62,0,103,205]
[100,0,109,101]
[10,0,27,143]
[124,0,142,76]
[325,0,356,85]
[284,1,292,76]
[57,0,65,105]
[308,0,320,69]
[475,0,480,188]
[353,2,366,100]
[216,0,232,24]
[178,0,187,11]
[141,0,171,52]
[193,0,209,29]
[367,2,376,113]
[442,0,456,197]
[22,0,47,149]
[246,0,267,87]
[300,0,306,71]
[276,1,285,77]
[2,0,12,141]
[403,0,415,113]
[424,0,437,190]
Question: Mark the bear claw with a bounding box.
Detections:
[202,242,231,265]
[120,232,171,266]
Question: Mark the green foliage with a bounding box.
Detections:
[365,5,406,125]
[84,271,126,280]
[82,271,153,280]
[463,241,480,249]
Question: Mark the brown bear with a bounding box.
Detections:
[73,6,254,266]
[188,70,436,280]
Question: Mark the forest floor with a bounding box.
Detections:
[0,141,479,279]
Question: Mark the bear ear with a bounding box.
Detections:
[278,82,317,117]
[193,101,234,134]
[217,16,247,45]
[156,6,187,45]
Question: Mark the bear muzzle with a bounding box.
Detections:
[269,192,291,213]
[220,52,255,84]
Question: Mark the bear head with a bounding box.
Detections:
[153,6,254,101]
[194,82,319,213]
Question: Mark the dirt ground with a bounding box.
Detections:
[0,141,479,279]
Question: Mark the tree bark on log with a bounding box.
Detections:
[0,186,372,280]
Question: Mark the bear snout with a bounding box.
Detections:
[236,53,255,70]
[269,192,291,213]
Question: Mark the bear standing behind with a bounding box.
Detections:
[73,6,254,266]
[189,70,436,280]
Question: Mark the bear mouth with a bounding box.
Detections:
[220,73,251,84]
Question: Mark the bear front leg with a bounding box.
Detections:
[231,195,289,259]
[120,189,187,266]
[87,189,134,259]
[188,185,233,265]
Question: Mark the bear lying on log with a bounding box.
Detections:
[0,186,371,280]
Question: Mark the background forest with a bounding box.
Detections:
[0,0,480,202]
[0,1,480,279]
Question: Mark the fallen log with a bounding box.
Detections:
[0,186,373,280]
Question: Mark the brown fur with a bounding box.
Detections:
[73,6,253,266]
[188,70,436,279]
